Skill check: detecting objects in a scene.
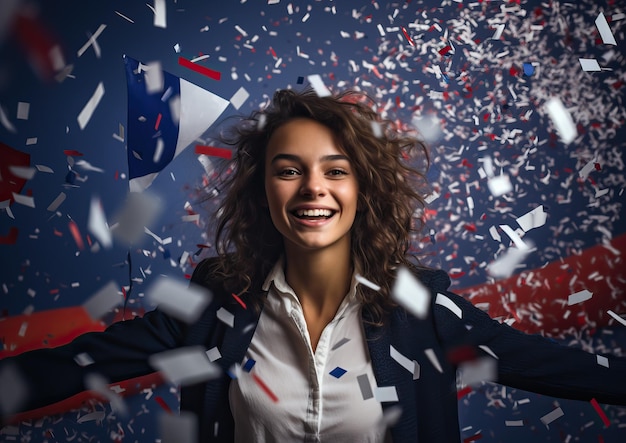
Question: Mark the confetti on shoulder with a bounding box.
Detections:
[355,274,381,291]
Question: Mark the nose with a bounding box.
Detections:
[299,172,326,198]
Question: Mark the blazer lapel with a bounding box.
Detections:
[363,307,419,443]
[217,291,266,372]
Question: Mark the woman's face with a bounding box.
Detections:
[264,118,359,255]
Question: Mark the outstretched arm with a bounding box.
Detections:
[433,289,626,406]
[1,307,186,416]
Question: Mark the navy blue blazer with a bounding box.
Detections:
[5,257,626,442]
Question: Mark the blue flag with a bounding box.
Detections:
[124,56,229,192]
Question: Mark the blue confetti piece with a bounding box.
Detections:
[243,358,256,372]
[523,63,534,76]
[297,76,304,84]
[329,366,347,378]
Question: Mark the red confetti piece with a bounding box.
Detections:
[252,373,278,403]
[457,385,472,399]
[401,26,415,46]
[155,396,172,413]
[195,145,232,159]
[231,293,247,309]
[463,433,482,442]
[590,398,610,427]
[0,227,18,244]
[155,113,162,130]
[178,57,221,80]
[68,220,84,250]
[63,150,84,156]
[439,45,452,56]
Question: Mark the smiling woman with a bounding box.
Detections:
[211,88,431,325]
[2,88,626,443]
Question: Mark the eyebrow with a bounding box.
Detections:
[270,153,349,164]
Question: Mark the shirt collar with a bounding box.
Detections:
[262,256,360,302]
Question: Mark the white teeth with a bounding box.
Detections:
[295,209,333,217]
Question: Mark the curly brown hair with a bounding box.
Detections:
[208,87,430,323]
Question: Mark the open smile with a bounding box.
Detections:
[289,208,338,226]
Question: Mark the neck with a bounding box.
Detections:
[283,241,353,313]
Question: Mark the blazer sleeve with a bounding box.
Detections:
[0,258,218,415]
[431,285,626,406]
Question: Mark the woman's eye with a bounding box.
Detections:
[279,168,299,176]
[328,169,348,176]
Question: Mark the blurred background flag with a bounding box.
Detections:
[124,55,229,192]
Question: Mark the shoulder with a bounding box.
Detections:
[407,263,451,292]
[190,255,228,294]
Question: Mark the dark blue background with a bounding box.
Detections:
[1,0,625,441]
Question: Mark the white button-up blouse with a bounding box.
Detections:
[228,259,393,442]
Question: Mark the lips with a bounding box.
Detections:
[292,208,335,218]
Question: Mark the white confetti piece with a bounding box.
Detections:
[144,61,164,94]
[499,225,529,250]
[595,12,616,45]
[491,24,505,40]
[487,246,530,279]
[540,406,564,426]
[153,0,167,28]
[516,205,547,232]
[390,345,420,379]
[35,164,53,173]
[26,137,38,145]
[0,105,16,132]
[424,348,443,373]
[392,266,431,319]
[331,337,351,351]
[567,289,592,306]
[579,58,602,72]
[230,86,250,110]
[47,192,66,212]
[505,420,524,427]
[88,196,112,248]
[110,191,162,245]
[607,310,626,327]
[374,386,399,402]
[357,373,374,400]
[77,24,106,58]
[147,277,212,324]
[489,225,501,242]
[356,274,381,291]
[487,174,513,197]
[77,82,105,130]
[544,97,577,144]
[216,307,235,327]
[77,410,106,423]
[459,356,497,386]
[82,281,123,320]
[8,166,36,180]
[435,293,462,319]
[596,355,609,368]
[578,159,597,179]
[160,411,198,443]
[12,192,35,208]
[307,74,331,97]
[411,114,441,143]
[0,362,28,416]
[149,346,221,385]
[74,352,94,367]
[84,373,127,415]
[16,102,30,120]
[206,347,221,362]
[478,345,499,360]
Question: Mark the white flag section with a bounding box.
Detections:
[124,56,229,192]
